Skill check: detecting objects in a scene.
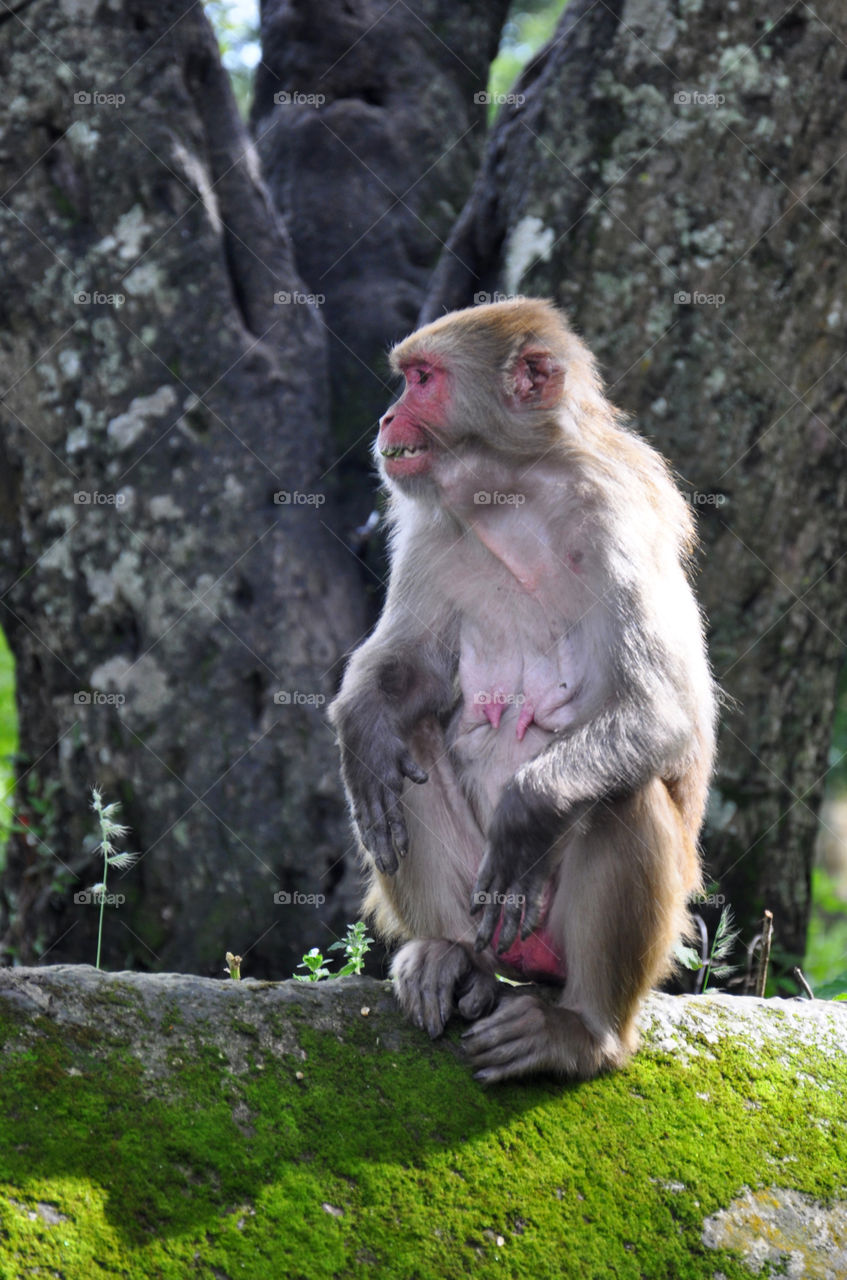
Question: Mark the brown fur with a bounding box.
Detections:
[329,299,716,1082]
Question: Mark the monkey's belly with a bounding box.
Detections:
[448,716,550,829]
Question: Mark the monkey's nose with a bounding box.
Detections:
[379,410,395,430]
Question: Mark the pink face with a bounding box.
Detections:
[377,359,448,481]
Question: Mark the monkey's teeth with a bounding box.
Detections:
[381,446,428,459]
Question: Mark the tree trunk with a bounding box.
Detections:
[252,0,511,526]
[423,0,847,968]
[0,1,365,975]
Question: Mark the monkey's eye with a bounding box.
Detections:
[416,368,431,386]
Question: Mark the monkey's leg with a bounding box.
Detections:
[463,778,693,1082]
[369,718,502,1038]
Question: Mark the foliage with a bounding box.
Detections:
[826,661,847,789]
[294,922,373,982]
[203,0,260,118]
[805,865,847,989]
[88,788,139,970]
[294,946,333,983]
[488,0,569,111]
[676,906,740,993]
[328,920,373,975]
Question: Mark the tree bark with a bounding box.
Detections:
[252,0,511,526]
[423,0,847,967]
[0,0,365,975]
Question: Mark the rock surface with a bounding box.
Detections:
[1,964,845,1277]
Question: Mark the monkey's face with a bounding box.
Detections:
[376,359,448,485]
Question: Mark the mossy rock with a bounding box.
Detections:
[0,965,845,1278]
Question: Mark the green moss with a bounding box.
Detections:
[1,982,845,1279]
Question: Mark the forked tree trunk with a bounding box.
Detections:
[0,1,366,975]
[423,0,847,969]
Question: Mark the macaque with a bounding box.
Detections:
[329,298,716,1082]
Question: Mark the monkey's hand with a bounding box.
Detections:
[471,782,566,954]
[340,734,428,875]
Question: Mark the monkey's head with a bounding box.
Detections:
[376,299,601,498]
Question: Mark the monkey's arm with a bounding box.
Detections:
[329,608,458,875]
[472,639,699,952]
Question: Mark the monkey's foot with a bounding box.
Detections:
[391,939,501,1039]
[461,993,627,1083]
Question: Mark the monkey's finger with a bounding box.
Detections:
[398,751,428,785]
[519,883,547,939]
[368,804,400,875]
[494,889,524,954]
[473,898,502,952]
[469,857,494,916]
[387,810,409,862]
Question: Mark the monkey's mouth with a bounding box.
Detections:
[380,445,428,460]
[380,443,432,478]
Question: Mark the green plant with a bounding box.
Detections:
[328,921,373,975]
[676,906,740,994]
[87,787,138,969]
[293,922,373,982]
[294,947,333,983]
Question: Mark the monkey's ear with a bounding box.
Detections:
[505,345,564,410]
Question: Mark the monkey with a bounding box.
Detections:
[328,298,716,1083]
